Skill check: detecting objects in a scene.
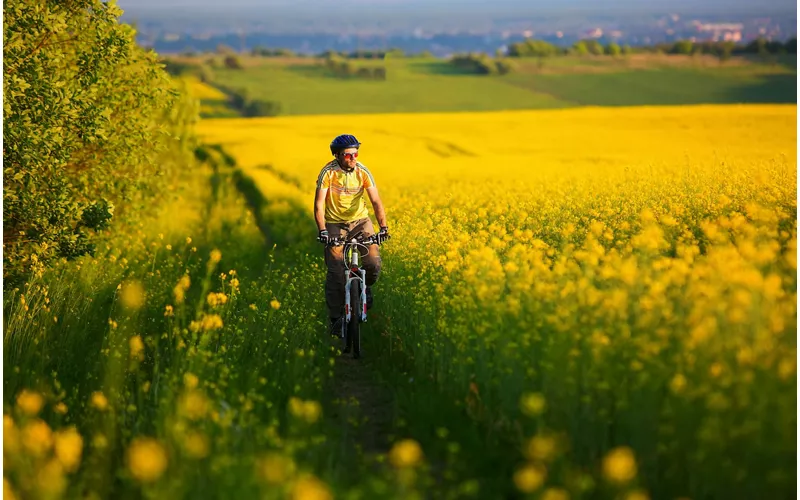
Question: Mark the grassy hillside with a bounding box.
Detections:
[195,54,795,116]
[504,66,797,106]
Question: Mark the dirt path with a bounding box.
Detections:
[326,342,396,457]
[232,166,397,459]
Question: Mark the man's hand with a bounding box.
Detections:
[376,226,391,245]
[318,229,331,245]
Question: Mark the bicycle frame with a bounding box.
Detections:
[343,239,368,324]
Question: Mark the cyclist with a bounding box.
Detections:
[314,134,390,335]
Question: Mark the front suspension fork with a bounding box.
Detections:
[344,269,367,323]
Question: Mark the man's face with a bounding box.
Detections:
[338,148,359,170]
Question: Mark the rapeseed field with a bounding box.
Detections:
[197,104,797,499]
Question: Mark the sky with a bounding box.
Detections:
[117,0,796,12]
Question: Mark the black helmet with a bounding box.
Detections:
[330,134,361,155]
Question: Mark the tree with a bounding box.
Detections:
[508,39,558,57]
[605,42,622,56]
[224,55,243,69]
[671,40,694,55]
[572,41,589,56]
[243,100,282,117]
[584,39,605,55]
[3,0,197,283]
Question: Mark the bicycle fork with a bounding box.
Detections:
[344,268,367,323]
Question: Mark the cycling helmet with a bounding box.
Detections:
[330,134,361,155]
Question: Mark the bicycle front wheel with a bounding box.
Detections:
[347,282,361,359]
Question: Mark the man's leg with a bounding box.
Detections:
[351,218,382,286]
[324,223,348,321]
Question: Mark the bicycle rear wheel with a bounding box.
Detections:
[347,282,361,359]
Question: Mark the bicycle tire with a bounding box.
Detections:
[347,281,361,359]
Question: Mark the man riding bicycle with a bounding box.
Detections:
[314,134,390,335]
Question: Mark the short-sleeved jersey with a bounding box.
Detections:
[316,160,376,223]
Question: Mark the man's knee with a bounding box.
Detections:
[363,255,382,284]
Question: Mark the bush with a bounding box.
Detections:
[507,39,560,57]
[323,54,386,80]
[224,55,243,69]
[605,43,622,56]
[449,54,514,75]
[243,100,282,117]
[3,0,198,285]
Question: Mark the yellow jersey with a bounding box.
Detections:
[316,160,376,223]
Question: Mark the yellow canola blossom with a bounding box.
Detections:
[199,104,796,495]
[16,389,44,416]
[389,439,423,468]
[126,437,168,483]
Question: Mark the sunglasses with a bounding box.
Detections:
[340,151,359,160]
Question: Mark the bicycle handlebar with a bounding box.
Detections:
[326,234,380,247]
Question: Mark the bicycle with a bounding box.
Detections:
[326,232,381,359]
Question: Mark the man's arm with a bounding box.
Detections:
[366,186,388,228]
[314,187,328,231]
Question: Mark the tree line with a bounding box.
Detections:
[506,37,798,59]
[323,54,387,80]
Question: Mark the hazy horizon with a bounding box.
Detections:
[118,0,796,15]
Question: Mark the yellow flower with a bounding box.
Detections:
[186,237,192,244]
[16,389,44,416]
[669,374,687,394]
[519,392,547,417]
[626,490,651,500]
[513,462,547,493]
[127,437,168,483]
[207,292,228,307]
[210,249,222,263]
[602,446,638,484]
[302,400,322,424]
[182,432,209,459]
[179,390,209,420]
[91,391,109,411]
[173,275,191,304]
[22,419,53,456]
[230,278,240,289]
[54,402,68,414]
[4,478,18,500]
[164,305,174,317]
[291,474,332,500]
[258,452,296,484]
[201,314,223,331]
[36,459,66,497]
[54,426,84,472]
[525,435,557,462]
[184,372,199,389]
[270,299,281,310]
[4,415,19,454]
[541,487,571,500]
[288,397,322,424]
[120,280,145,310]
[389,439,423,468]
[130,335,145,361]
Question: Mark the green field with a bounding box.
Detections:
[201,55,796,116]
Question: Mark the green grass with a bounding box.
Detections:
[202,56,796,116]
[504,67,797,107]
[208,58,572,115]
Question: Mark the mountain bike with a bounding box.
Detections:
[327,233,380,359]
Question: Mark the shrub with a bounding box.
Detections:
[3,0,198,285]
